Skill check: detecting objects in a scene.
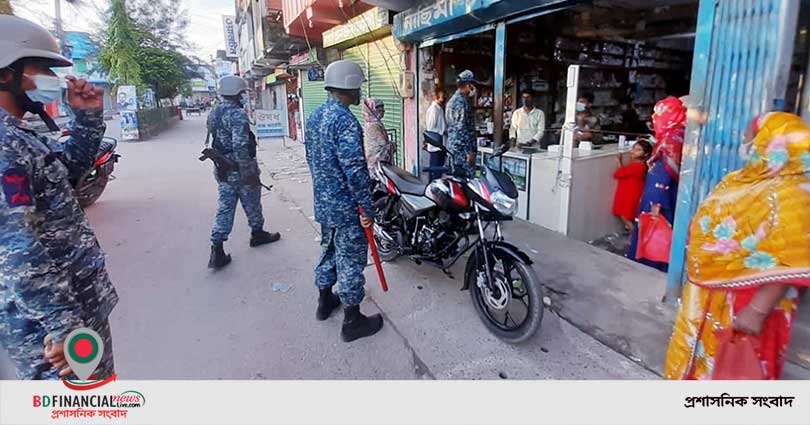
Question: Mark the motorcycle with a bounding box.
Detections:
[371,131,543,343]
[59,130,120,208]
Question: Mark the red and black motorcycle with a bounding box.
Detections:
[372,131,543,343]
[60,130,120,207]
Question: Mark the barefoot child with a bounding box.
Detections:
[612,140,653,232]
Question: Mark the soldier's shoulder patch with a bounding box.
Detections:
[2,167,33,207]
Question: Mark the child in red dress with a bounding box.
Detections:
[612,140,653,232]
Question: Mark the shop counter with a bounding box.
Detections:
[568,144,633,241]
[479,144,635,242]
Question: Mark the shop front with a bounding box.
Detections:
[397,0,697,240]
[396,0,807,296]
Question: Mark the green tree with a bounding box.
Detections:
[129,0,189,50]
[0,0,13,15]
[99,0,142,87]
[136,45,186,99]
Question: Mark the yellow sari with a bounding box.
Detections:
[664,112,810,380]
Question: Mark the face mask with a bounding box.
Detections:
[469,87,476,98]
[576,102,586,112]
[522,98,532,108]
[25,74,61,105]
[240,93,250,107]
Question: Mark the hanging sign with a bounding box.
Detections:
[255,109,288,139]
[322,7,391,48]
[307,67,324,82]
[222,15,239,58]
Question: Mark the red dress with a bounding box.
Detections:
[612,161,647,220]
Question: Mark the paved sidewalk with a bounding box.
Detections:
[262,140,810,379]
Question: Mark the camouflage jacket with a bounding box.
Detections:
[445,89,477,158]
[305,97,374,227]
[0,107,118,343]
[207,99,260,183]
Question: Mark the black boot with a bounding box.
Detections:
[316,288,341,321]
[250,230,281,247]
[208,243,231,269]
[341,305,383,342]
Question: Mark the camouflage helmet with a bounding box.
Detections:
[0,15,73,69]
[217,75,249,96]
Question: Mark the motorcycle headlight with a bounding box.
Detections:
[491,190,517,216]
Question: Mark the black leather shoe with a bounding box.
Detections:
[341,305,383,342]
[316,288,341,321]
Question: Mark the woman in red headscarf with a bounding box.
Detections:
[627,96,686,272]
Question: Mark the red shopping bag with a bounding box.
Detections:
[712,329,764,380]
[635,212,673,263]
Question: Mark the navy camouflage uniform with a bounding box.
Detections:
[208,99,264,243]
[0,107,118,380]
[305,97,374,306]
[445,89,477,176]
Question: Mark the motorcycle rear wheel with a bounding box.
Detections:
[466,252,543,344]
[76,169,109,208]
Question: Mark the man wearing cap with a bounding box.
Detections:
[207,75,281,269]
[305,59,383,342]
[446,70,478,176]
[0,16,117,379]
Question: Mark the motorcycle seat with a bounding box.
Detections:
[381,163,427,195]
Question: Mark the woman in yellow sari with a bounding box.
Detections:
[665,112,810,380]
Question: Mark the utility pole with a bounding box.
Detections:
[54,0,65,52]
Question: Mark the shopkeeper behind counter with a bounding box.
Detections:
[574,92,602,146]
[509,89,545,148]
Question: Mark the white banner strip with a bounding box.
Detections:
[1,380,808,425]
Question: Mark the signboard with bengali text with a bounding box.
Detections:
[255,109,288,139]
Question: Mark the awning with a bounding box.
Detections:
[393,0,580,43]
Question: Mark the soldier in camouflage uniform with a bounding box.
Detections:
[0,16,117,379]
[305,60,383,342]
[445,70,479,176]
[207,75,280,269]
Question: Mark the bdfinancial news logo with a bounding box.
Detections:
[32,327,146,421]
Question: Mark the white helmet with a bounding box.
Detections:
[0,15,73,69]
[218,75,248,96]
[324,60,366,90]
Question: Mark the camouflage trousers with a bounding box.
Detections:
[315,225,368,306]
[0,304,115,380]
[211,181,265,243]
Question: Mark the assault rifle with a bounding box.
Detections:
[199,148,272,191]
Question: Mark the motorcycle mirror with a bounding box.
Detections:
[423,131,445,151]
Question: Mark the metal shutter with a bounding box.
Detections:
[301,77,327,126]
[367,36,404,167]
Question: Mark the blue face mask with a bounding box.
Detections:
[25,74,62,105]
[240,93,250,107]
[576,102,586,112]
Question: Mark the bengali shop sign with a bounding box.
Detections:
[255,109,288,139]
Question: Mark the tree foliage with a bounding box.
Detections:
[129,0,189,50]
[99,0,142,87]
[0,0,13,15]
[99,0,207,101]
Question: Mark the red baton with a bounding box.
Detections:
[359,206,389,292]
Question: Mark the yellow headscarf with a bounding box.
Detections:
[686,112,810,289]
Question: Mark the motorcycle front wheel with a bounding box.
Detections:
[466,251,543,344]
